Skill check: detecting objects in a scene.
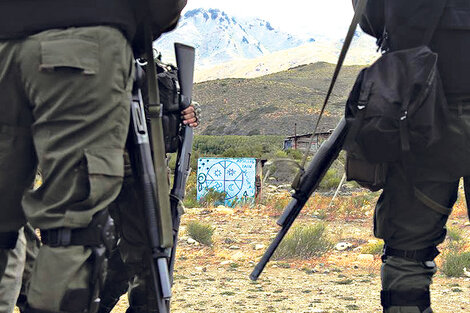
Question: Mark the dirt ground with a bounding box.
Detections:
[110,193,470,313]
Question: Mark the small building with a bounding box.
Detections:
[197,157,264,206]
[283,130,333,152]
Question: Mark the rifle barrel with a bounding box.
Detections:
[250,118,348,281]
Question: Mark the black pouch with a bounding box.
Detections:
[345,152,387,191]
[157,60,182,153]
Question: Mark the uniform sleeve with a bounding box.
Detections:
[352,0,385,39]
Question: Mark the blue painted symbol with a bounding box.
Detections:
[205,160,244,200]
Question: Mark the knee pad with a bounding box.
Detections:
[381,288,431,312]
[40,209,116,313]
[0,231,19,249]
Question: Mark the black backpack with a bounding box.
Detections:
[344,0,448,190]
[344,45,447,163]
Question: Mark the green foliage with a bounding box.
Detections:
[318,167,342,190]
[447,227,464,243]
[186,221,214,246]
[361,240,384,255]
[199,188,227,207]
[273,223,333,260]
[183,172,200,208]
[286,149,303,160]
[193,135,284,159]
[441,251,470,277]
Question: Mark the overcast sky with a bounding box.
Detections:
[184,0,356,39]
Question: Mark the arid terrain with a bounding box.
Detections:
[111,188,470,313]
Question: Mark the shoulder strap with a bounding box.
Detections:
[298,0,368,170]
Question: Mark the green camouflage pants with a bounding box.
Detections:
[0,26,133,312]
[375,103,470,313]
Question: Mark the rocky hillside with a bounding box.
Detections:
[193,62,364,136]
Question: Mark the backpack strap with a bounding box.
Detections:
[414,187,452,216]
[297,0,369,171]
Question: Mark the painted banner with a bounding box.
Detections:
[197,158,257,205]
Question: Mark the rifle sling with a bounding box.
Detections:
[293,0,368,189]
[140,1,173,249]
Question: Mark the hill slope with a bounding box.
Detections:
[193,62,364,136]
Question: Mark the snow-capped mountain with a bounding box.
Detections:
[155,8,311,67]
[155,8,379,81]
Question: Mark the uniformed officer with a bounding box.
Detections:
[0,1,187,312]
[354,0,470,312]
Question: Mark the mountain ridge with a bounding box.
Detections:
[192,61,364,137]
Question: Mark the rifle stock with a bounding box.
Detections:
[250,118,348,281]
[169,43,196,282]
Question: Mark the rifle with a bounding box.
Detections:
[168,43,196,282]
[250,0,368,281]
[250,118,347,281]
[128,42,195,311]
[128,62,172,312]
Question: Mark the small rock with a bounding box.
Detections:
[187,238,197,244]
[357,254,374,262]
[463,267,470,278]
[229,245,240,250]
[220,260,232,265]
[224,238,236,244]
[254,244,265,250]
[195,266,204,272]
[216,206,235,215]
[335,242,353,251]
[230,251,245,261]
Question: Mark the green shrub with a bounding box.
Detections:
[193,135,284,159]
[273,223,333,259]
[447,227,464,242]
[183,172,200,208]
[361,240,384,255]
[286,149,303,160]
[319,168,342,190]
[186,221,214,246]
[199,188,227,207]
[441,251,470,277]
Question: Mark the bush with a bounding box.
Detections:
[361,240,384,255]
[183,172,200,208]
[193,135,284,159]
[273,223,333,260]
[286,149,303,160]
[441,252,470,277]
[199,188,227,207]
[447,227,464,243]
[319,168,342,190]
[186,221,214,246]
